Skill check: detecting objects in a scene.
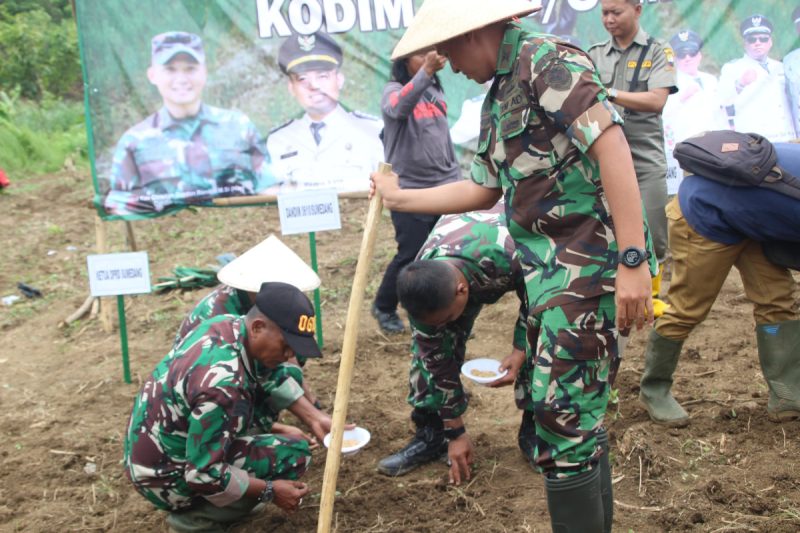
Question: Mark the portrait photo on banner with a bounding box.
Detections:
[77,0,800,220]
[78,0,420,220]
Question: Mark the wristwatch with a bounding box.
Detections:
[618,246,649,268]
[444,425,466,441]
[258,480,274,503]
[607,87,618,102]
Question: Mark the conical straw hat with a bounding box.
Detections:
[392,0,541,60]
[217,235,321,292]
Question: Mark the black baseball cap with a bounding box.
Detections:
[255,282,322,358]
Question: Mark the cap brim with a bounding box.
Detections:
[283,330,323,358]
[154,47,204,65]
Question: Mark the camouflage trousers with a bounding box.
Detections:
[133,433,311,511]
[254,363,305,431]
[514,293,619,477]
[406,304,480,421]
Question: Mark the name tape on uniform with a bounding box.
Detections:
[277,188,342,235]
[87,252,152,297]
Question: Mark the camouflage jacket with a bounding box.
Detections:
[174,285,250,348]
[124,315,269,510]
[173,284,305,410]
[410,201,527,420]
[105,104,274,216]
[471,24,656,314]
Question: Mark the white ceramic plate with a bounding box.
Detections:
[323,427,371,455]
[461,358,507,385]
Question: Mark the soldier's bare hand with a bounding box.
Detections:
[448,433,474,485]
[488,347,525,388]
[272,480,310,512]
[309,412,356,443]
[423,50,448,76]
[614,264,653,331]
[271,422,317,448]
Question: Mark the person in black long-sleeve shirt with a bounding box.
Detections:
[372,51,461,333]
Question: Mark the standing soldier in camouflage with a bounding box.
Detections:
[373,1,655,530]
[376,202,528,484]
[124,282,319,532]
[588,0,678,319]
[174,235,349,441]
[104,31,274,216]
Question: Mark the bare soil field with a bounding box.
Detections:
[1,170,799,532]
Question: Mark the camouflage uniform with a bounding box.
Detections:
[124,315,311,511]
[408,201,527,422]
[105,104,273,217]
[175,284,306,428]
[471,25,656,477]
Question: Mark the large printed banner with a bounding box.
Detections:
[78,0,800,220]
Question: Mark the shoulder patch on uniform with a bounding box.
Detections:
[269,119,295,134]
[545,64,572,91]
[351,110,379,121]
[533,50,559,74]
[664,47,675,70]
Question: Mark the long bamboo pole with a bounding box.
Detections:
[316,163,390,533]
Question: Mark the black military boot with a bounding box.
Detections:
[377,410,447,476]
[517,410,536,468]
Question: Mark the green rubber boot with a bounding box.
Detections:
[166,498,261,533]
[545,467,604,532]
[639,330,689,427]
[756,320,800,422]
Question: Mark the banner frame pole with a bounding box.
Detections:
[309,231,324,348]
[117,294,132,384]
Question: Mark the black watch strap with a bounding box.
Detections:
[258,480,274,503]
[443,426,466,440]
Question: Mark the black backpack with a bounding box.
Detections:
[673,130,800,200]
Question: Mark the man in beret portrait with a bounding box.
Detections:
[266,31,384,193]
[718,14,795,141]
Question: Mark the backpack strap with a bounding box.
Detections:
[628,37,654,92]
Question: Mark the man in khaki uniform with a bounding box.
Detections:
[588,0,677,318]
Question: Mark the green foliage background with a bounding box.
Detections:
[0,0,86,180]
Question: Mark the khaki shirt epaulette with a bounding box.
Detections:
[587,27,678,174]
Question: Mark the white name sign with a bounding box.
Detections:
[87,252,151,297]
[278,189,342,235]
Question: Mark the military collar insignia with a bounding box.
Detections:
[298,34,315,52]
[496,24,523,75]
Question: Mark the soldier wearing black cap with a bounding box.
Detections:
[718,14,795,141]
[783,7,800,137]
[662,29,727,159]
[265,31,384,193]
[123,281,324,531]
